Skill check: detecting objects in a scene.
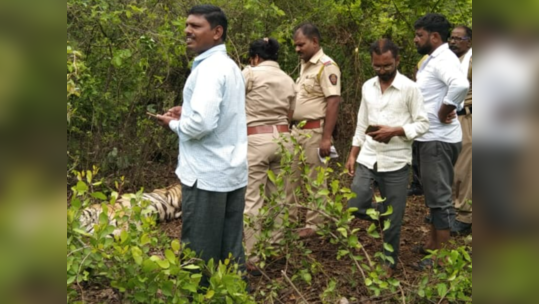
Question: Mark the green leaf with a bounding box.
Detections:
[374,195,386,203]
[161,280,174,297]
[171,239,180,252]
[120,230,128,244]
[380,205,393,217]
[383,243,394,253]
[140,233,150,245]
[205,289,215,299]
[183,264,199,270]
[267,170,276,184]
[437,283,448,297]
[74,181,88,194]
[337,227,347,238]
[366,208,379,220]
[383,219,391,231]
[91,192,107,200]
[165,249,176,265]
[156,259,170,269]
[365,278,373,286]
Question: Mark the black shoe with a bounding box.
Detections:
[407,187,424,196]
[451,220,472,236]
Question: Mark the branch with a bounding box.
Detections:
[281,270,309,304]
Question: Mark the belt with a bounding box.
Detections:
[457,106,472,116]
[247,124,289,136]
[293,119,322,129]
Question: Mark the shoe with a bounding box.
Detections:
[411,245,433,256]
[412,258,434,271]
[297,227,317,239]
[246,261,261,277]
[407,187,424,196]
[451,220,472,236]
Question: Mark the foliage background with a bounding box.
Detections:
[67,0,472,188]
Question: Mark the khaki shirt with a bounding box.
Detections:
[293,48,341,121]
[242,61,296,127]
[459,55,472,106]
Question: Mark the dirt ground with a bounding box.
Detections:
[77,192,471,304]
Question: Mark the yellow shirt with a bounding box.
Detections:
[242,61,296,127]
[293,48,341,121]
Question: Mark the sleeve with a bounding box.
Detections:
[437,58,470,108]
[351,93,368,147]
[242,66,253,94]
[289,78,297,112]
[175,68,223,140]
[402,85,430,141]
[319,63,341,97]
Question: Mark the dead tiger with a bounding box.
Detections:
[79,184,182,236]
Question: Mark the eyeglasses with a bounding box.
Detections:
[449,36,470,42]
[372,64,394,71]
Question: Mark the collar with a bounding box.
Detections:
[430,43,449,58]
[307,48,325,65]
[373,71,404,91]
[459,48,473,61]
[193,44,227,70]
[257,60,280,69]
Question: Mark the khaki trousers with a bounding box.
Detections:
[288,126,328,230]
[453,113,472,224]
[244,129,292,259]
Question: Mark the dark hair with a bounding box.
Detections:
[293,23,321,42]
[249,38,280,61]
[369,38,400,58]
[414,13,452,41]
[455,25,472,40]
[188,5,228,42]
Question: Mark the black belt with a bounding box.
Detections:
[457,106,472,116]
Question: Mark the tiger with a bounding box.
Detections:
[79,183,182,236]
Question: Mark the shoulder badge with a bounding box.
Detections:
[320,55,334,67]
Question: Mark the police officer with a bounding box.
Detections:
[242,38,296,272]
[449,25,473,235]
[290,23,341,239]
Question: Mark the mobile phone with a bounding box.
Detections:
[365,125,380,134]
[146,112,159,118]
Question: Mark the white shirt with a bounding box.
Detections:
[168,45,248,192]
[352,72,429,172]
[416,43,470,143]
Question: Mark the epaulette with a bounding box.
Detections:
[320,55,335,67]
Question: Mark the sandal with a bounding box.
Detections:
[411,245,433,256]
[246,261,262,277]
[413,258,434,271]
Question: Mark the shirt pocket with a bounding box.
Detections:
[301,75,323,96]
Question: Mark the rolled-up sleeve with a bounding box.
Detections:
[438,58,470,108]
[402,86,429,141]
[352,95,368,147]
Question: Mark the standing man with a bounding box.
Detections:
[156,5,248,280]
[346,39,429,273]
[290,23,341,239]
[412,13,469,269]
[449,25,473,236]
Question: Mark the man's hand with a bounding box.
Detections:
[438,104,456,124]
[319,138,332,157]
[166,106,182,119]
[155,114,178,128]
[367,125,402,144]
[345,155,357,177]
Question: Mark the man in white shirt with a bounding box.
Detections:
[412,13,469,269]
[346,39,429,273]
[156,5,248,284]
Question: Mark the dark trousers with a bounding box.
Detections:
[348,164,409,267]
[417,141,462,230]
[411,141,422,189]
[181,183,247,280]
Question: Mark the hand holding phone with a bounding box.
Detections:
[365,125,380,134]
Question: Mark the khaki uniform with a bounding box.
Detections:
[242,61,296,259]
[289,49,341,230]
[453,53,473,224]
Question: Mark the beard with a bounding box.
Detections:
[416,41,433,55]
[377,69,397,82]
